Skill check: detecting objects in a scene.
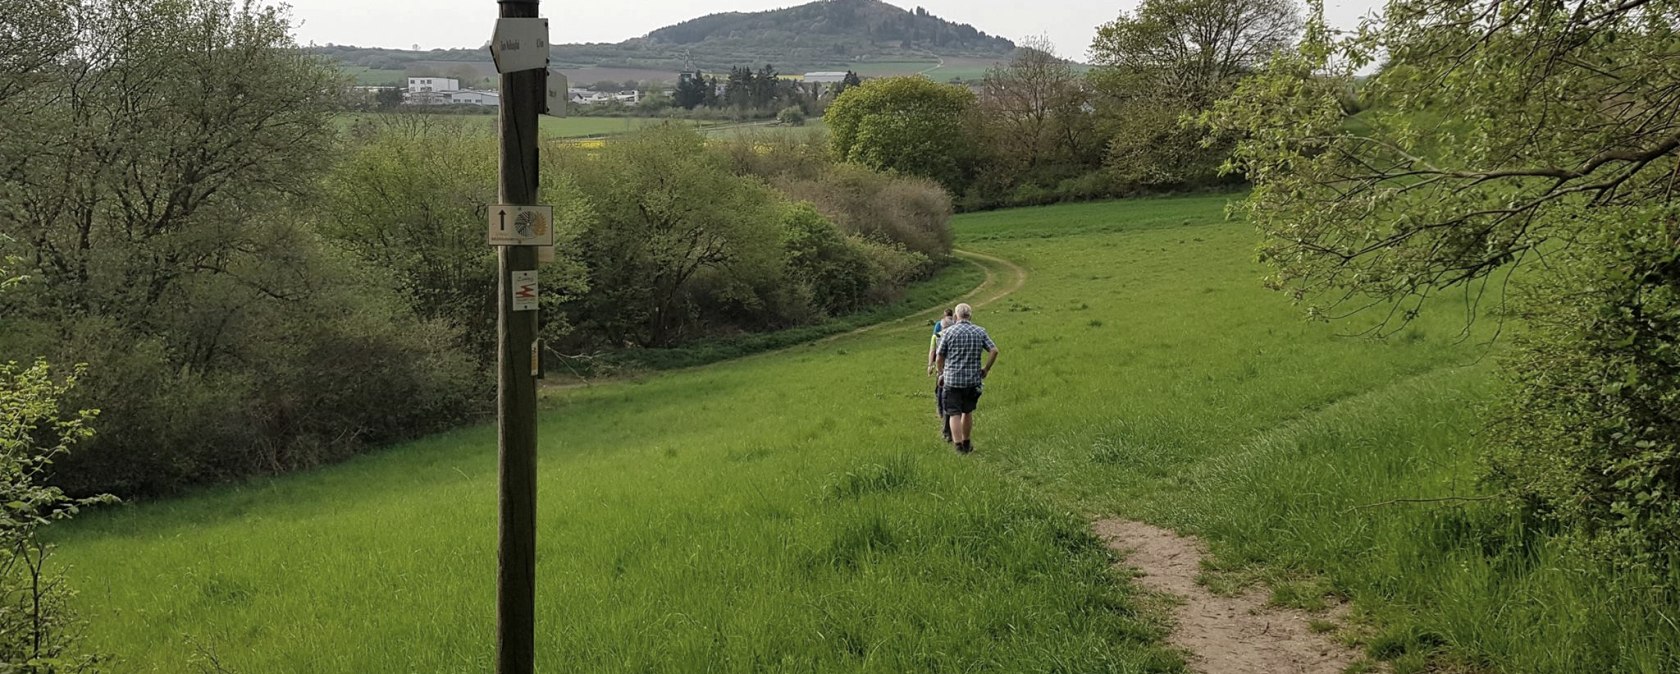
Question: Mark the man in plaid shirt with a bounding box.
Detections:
[935,303,1000,454]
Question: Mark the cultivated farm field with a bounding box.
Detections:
[335,113,726,139]
[56,197,1680,672]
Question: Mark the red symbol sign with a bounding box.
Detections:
[511,271,539,312]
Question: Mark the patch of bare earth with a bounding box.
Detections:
[1094,519,1361,674]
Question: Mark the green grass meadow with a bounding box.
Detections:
[57,196,1680,672]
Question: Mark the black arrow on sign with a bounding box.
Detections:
[499,209,508,232]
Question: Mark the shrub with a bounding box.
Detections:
[778,163,954,262]
[851,238,930,302]
[553,124,793,348]
[0,360,114,670]
[46,267,485,498]
[321,118,592,357]
[776,106,807,126]
[1490,209,1680,564]
[713,130,832,182]
[781,204,878,316]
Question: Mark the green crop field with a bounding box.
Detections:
[702,118,828,139]
[845,60,943,77]
[54,196,1680,672]
[342,66,407,87]
[335,113,722,139]
[537,116,722,138]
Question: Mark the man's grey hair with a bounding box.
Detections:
[954,303,973,319]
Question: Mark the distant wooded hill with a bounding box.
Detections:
[311,0,1016,81]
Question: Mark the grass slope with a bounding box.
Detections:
[57,196,1680,672]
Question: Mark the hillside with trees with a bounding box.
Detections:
[311,0,1015,76]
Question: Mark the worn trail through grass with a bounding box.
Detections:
[828,248,1028,343]
[54,195,1680,673]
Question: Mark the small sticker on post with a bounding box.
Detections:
[512,271,538,312]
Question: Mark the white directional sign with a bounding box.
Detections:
[491,18,549,74]
[488,205,556,246]
[544,71,569,117]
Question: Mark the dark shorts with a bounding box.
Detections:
[942,386,982,415]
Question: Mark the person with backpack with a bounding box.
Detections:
[927,308,957,442]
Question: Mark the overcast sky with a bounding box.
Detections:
[281,0,1386,62]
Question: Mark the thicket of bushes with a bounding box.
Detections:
[0,0,489,498]
[325,121,947,358]
[0,2,956,499]
[3,116,952,499]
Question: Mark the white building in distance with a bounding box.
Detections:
[407,77,459,93]
[568,89,642,106]
[447,90,499,106]
[403,77,503,107]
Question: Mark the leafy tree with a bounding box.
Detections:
[1,0,341,326]
[374,86,404,109]
[780,203,878,315]
[556,125,791,347]
[1090,0,1301,187]
[0,235,22,293]
[1092,0,1300,106]
[1,0,481,497]
[754,64,780,110]
[0,360,115,671]
[977,36,1103,190]
[701,73,721,108]
[837,70,863,96]
[827,77,979,192]
[777,106,807,126]
[320,119,591,356]
[725,66,755,111]
[674,71,709,109]
[1206,0,1680,559]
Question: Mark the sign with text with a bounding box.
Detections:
[545,71,568,117]
[488,205,555,246]
[512,271,538,312]
[490,18,549,74]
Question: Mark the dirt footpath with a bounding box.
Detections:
[1094,519,1362,674]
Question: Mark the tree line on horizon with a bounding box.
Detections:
[669,67,862,114]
